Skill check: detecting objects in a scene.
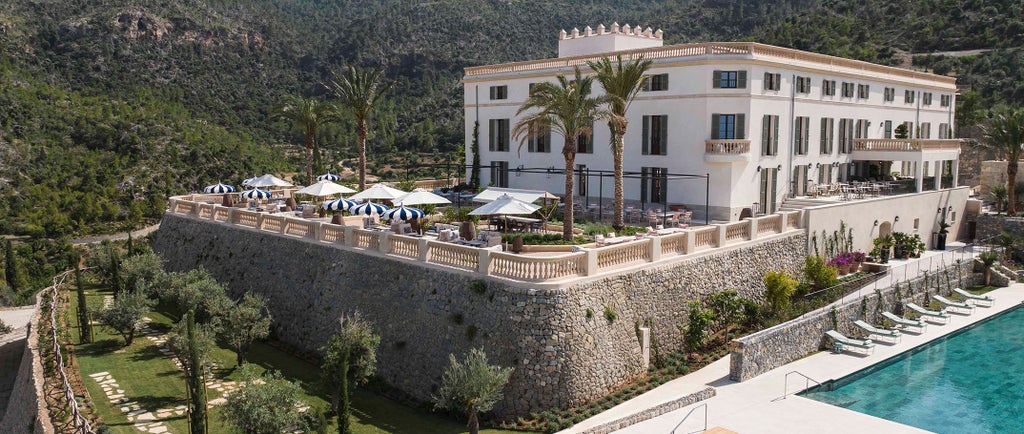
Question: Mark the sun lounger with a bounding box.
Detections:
[853,320,901,343]
[882,311,927,332]
[906,303,949,324]
[952,288,994,307]
[826,330,875,355]
[933,295,975,314]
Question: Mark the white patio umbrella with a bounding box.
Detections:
[294,180,356,197]
[247,174,293,188]
[349,184,407,201]
[393,188,452,206]
[469,194,542,241]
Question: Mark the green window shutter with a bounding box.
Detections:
[662,74,669,91]
[760,114,769,155]
[712,70,722,88]
[501,120,509,151]
[736,114,746,139]
[711,114,721,141]
[528,134,535,152]
[546,131,553,153]
[488,120,496,151]
[738,70,747,88]
[819,118,827,154]
[640,167,649,203]
[763,72,771,90]
[659,115,668,155]
[642,115,650,155]
[772,116,779,156]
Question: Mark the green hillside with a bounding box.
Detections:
[0,0,1020,238]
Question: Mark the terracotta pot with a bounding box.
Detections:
[838,264,851,275]
[851,261,861,273]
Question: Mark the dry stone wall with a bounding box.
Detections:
[729,260,980,381]
[153,213,804,416]
[0,296,50,433]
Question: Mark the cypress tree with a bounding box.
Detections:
[4,239,24,293]
[75,261,91,343]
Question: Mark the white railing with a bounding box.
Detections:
[704,139,751,155]
[489,251,585,281]
[165,196,804,284]
[852,138,961,152]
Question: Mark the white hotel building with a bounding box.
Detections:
[462,24,961,222]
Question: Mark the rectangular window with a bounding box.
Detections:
[838,118,854,154]
[763,72,782,91]
[490,161,508,187]
[923,92,933,106]
[920,122,931,139]
[884,87,895,102]
[713,70,747,89]
[528,82,537,93]
[854,119,869,139]
[939,123,951,139]
[884,120,893,139]
[822,80,836,96]
[711,113,747,141]
[796,76,812,94]
[940,94,951,107]
[794,116,810,155]
[841,82,855,98]
[642,115,669,155]
[527,128,551,153]
[761,114,780,156]
[488,119,510,152]
[644,73,669,91]
[819,117,835,155]
[905,90,916,104]
[489,85,508,100]
[642,167,668,204]
[857,84,870,99]
[577,127,593,154]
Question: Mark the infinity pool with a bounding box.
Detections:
[801,305,1024,434]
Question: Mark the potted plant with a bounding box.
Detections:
[892,232,908,259]
[909,234,925,258]
[830,255,851,275]
[873,235,893,264]
[851,251,866,272]
[935,219,951,250]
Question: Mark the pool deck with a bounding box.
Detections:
[563,282,1024,434]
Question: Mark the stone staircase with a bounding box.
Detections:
[778,196,841,212]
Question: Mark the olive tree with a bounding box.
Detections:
[432,348,514,434]
[319,313,379,434]
[95,289,154,346]
[223,365,308,434]
[219,293,272,366]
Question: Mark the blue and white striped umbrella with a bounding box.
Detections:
[321,198,359,212]
[382,206,425,221]
[203,183,236,193]
[239,188,273,200]
[317,172,342,182]
[350,201,390,216]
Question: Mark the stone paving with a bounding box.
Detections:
[88,371,182,434]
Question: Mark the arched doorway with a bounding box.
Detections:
[879,221,893,238]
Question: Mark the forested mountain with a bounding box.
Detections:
[0,0,1021,238]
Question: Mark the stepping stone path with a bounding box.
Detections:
[88,371,180,433]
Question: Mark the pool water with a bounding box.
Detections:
[801,305,1024,434]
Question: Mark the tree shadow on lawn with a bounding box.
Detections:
[132,394,186,413]
[129,344,169,363]
[77,338,124,357]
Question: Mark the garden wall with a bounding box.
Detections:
[976,213,1024,242]
[0,295,51,433]
[153,213,805,416]
[729,260,979,381]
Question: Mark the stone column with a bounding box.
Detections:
[915,160,924,193]
[951,158,960,187]
[933,160,942,190]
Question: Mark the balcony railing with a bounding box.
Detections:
[705,139,751,155]
[167,194,803,286]
[852,139,961,152]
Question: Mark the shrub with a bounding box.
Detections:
[764,270,798,315]
[804,256,838,291]
[603,306,617,322]
[585,308,593,319]
[683,301,715,350]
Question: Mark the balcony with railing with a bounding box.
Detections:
[851,139,961,153]
[167,194,803,288]
[704,139,752,163]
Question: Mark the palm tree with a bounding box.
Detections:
[587,55,652,231]
[513,67,613,241]
[273,95,338,184]
[981,106,1024,214]
[324,65,394,191]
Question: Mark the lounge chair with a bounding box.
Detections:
[952,288,994,307]
[826,330,875,355]
[882,311,927,332]
[853,320,901,343]
[906,303,950,324]
[933,295,975,314]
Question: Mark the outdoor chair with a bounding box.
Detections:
[826,330,875,355]
[881,311,927,332]
[906,303,950,324]
[853,320,901,343]
[952,288,994,307]
[301,206,316,218]
[933,295,974,314]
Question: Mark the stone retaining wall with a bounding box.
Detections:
[152,213,805,416]
[0,293,51,433]
[578,387,716,434]
[977,214,1024,242]
[729,260,980,381]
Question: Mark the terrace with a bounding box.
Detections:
[167,192,804,288]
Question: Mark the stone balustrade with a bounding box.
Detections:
[167,195,803,286]
[852,138,961,152]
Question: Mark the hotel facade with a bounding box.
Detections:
[462,24,960,222]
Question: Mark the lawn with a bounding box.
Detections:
[67,285,518,434]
